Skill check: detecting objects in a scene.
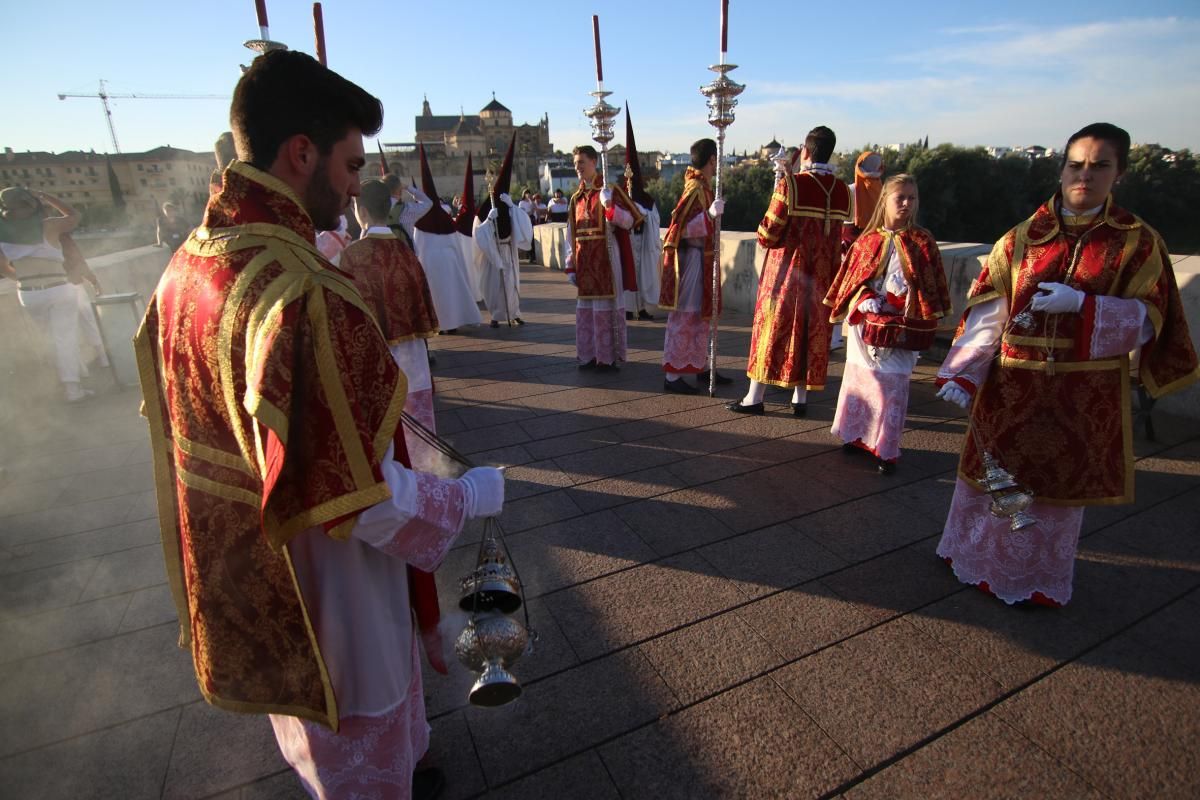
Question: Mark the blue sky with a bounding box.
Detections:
[3,0,1198,157]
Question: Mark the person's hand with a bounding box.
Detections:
[936,382,971,409]
[499,192,514,207]
[709,199,725,218]
[487,207,499,221]
[856,297,882,314]
[1028,282,1084,314]
[599,188,614,208]
[566,272,577,286]
[460,467,505,519]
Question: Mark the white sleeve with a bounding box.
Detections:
[510,204,534,249]
[937,295,1007,390]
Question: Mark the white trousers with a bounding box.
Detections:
[18,283,81,385]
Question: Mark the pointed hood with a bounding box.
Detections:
[477,133,516,239]
[454,153,476,236]
[624,103,654,210]
[377,141,390,176]
[414,144,456,235]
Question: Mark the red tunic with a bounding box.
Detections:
[825,225,952,324]
[133,162,411,730]
[658,166,718,318]
[954,194,1198,505]
[747,170,851,389]
[567,173,642,299]
[338,233,439,345]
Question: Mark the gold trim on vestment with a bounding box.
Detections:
[267,481,394,549]
[1003,334,1075,349]
[177,466,261,508]
[175,435,255,478]
[308,290,376,491]
[998,354,1121,373]
[219,249,276,471]
[282,546,339,732]
[133,316,191,650]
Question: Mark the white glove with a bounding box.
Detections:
[856,297,882,314]
[487,207,499,221]
[567,273,577,286]
[936,382,971,409]
[708,199,725,217]
[460,467,505,519]
[1028,282,1084,314]
[599,188,614,208]
[499,192,514,208]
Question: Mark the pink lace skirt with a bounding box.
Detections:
[576,306,627,365]
[936,478,1084,605]
[270,636,430,800]
[663,310,708,374]
[830,362,912,461]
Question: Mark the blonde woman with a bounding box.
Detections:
[824,175,951,473]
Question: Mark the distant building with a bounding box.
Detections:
[415,94,551,159]
[0,145,213,223]
[987,146,1013,159]
[540,159,577,196]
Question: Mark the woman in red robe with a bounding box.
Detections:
[934,123,1198,606]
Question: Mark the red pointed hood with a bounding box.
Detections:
[454,153,476,236]
[625,103,654,210]
[477,133,516,239]
[414,143,456,235]
[377,141,390,176]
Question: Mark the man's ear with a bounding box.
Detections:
[280,134,319,178]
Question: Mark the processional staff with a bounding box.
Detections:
[243,0,287,57]
[699,0,744,397]
[582,15,624,363]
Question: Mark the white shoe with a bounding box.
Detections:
[65,386,95,403]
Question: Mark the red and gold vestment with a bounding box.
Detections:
[134,162,409,730]
[955,194,1198,505]
[825,225,952,324]
[658,166,718,319]
[567,173,642,299]
[338,233,439,345]
[747,170,851,389]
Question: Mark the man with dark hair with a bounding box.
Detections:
[565,143,643,370]
[934,121,1197,607]
[134,50,504,799]
[342,179,442,473]
[657,138,725,392]
[730,124,850,415]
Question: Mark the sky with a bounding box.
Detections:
[3,0,1199,158]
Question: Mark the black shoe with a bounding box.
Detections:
[791,402,807,417]
[726,399,764,415]
[626,311,635,321]
[514,317,526,325]
[842,441,863,455]
[413,767,445,800]
[578,359,597,371]
[638,310,655,321]
[664,378,697,394]
[877,458,896,475]
[489,320,499,329]
[697,370,733,386]
[595,362,620,373]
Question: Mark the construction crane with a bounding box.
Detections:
[57,80,227,153]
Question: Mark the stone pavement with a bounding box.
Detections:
[0,263,1197,799]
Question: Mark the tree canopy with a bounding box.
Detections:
[645,143,1200,252]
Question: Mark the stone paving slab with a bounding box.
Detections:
[0,261,1197,798]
